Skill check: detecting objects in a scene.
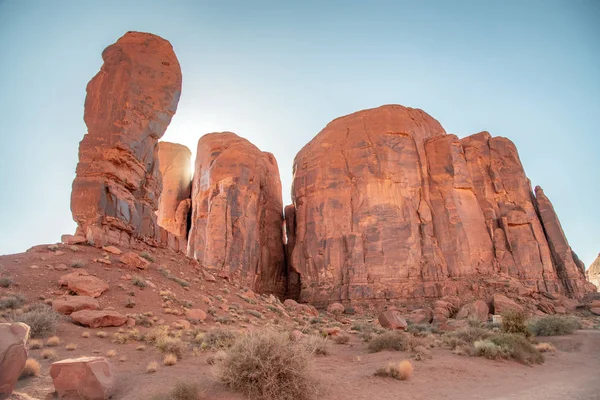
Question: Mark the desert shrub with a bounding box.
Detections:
[219,330,318,400]
[333,334,350,344]
[41,349,58,360]
[164,353,178,366]
[299,334,330,356]
[452,326,492,343]
[28,339,43,349]
[197,329,238,350]
[535,342,556,353]
[246,309,263,319]
[374,360,413,380]
[69,260,86,268]
[489,333,543,364]
[407,323,439,336]
[368,331,415,353]
[13,306,60,338]
[19,358,40,379]
[140,252,154,262]
[0,277,13,288]
[501,310,530,336]
[528,315,580,336]
[0,293,26,310]
[132,276,147,288]
[473,339,504,359]
[65,343,77,351]
[467,318,484,328]
[155,336,187,359]
[146,361,158,373]
[170,276,190,287]
[151,382,199,400]
[46,336,60,347]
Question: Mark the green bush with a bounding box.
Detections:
[489,333,543,364]
[501,310,530,336]
[219,330,318,400]
[528,315,580,336]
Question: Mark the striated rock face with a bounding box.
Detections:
[187,132,286,295]
[70,31,184,251]
[285,104,591,306]
[157,142,192,239]
[587,254,600,291]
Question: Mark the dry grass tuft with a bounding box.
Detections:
[81,331,90,338]
[147,361,158,373]
[136,345,146,351]
[119,356,127,362]
[28,339,43,350]
[106,349,117,357]
[19,358,41,379]
[535,342,556,353]
[46,336,60,347]
[219,330,318,400]
[375,360,413,380]
[41,349,58,360]
[164,353,178,366]
[65,343,77,351]
[96,331,108,338]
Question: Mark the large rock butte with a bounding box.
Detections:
[285,104,592,306]
[70,31,184,251]
[156,142,192,239]
[187,132,286,295]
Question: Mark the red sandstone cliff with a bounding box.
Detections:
[285,105,591,306]
[70,32,184,251]
[187,132,286,295]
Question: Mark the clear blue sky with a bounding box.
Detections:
[0,1,598,267]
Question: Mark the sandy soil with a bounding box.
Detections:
[2,243,600,400]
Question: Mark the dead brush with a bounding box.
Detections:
[219,330,318,400]
[374,360,413,380]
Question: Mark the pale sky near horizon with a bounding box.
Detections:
[0,1,598,267]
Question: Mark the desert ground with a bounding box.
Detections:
[2,243,599,400]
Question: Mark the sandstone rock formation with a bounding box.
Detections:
[157,142,192,239]
[50,357,115,400]
[59,271,109,298]
[70,310,127,328]
[52,296,100,315]
[0,323,29,399]
[70,31,184,251]
[586,254,600,291]
[285,104,591,306]
[187,132,286,295]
